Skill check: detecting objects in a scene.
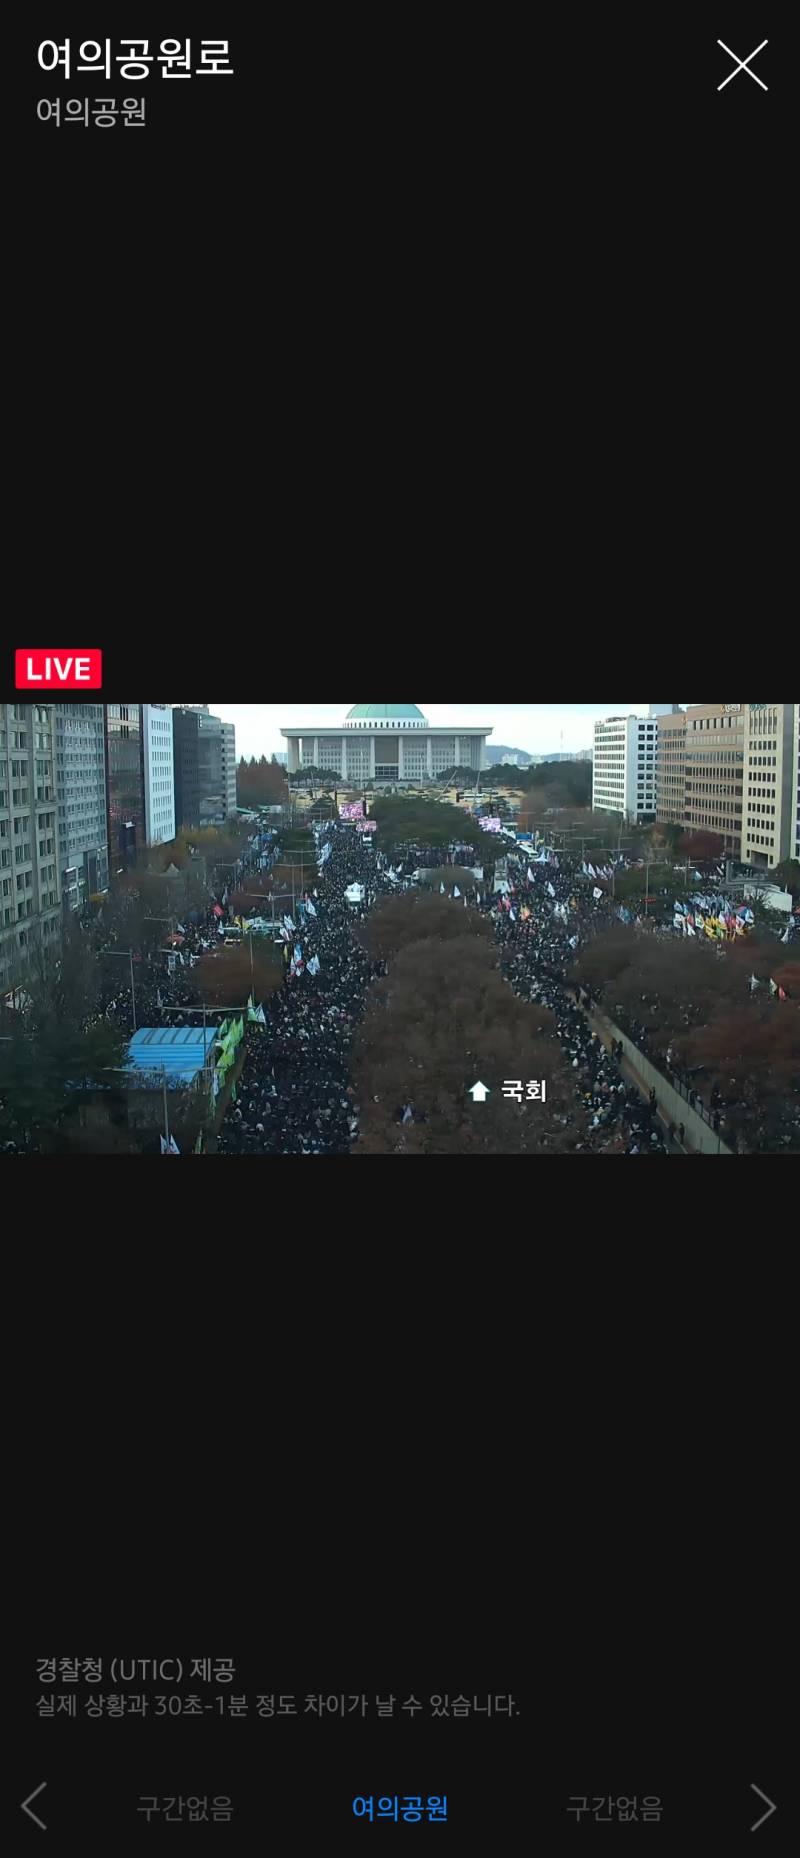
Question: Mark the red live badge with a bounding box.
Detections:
[15,649,103,689]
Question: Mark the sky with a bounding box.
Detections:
[208,703,696,761]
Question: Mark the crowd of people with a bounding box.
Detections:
[83,837,275,1038]
[216,824,676,1156]
[483,854,670,1153]
[218,828,397,1155]
[5,809,791,1156]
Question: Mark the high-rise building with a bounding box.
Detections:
[0,701,63,993]
[741,703,795,868]
[281,704,493,783]
[142,704,176,847]
[656,702,796,866]
[592,715,657,822]
[654,709,687,832]
[104,704,146,874]
[172,707,225,828]
[794,703,800,864]
[220,721,237,820]
[55,703,109,909]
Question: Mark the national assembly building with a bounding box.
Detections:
[281,704,493,786]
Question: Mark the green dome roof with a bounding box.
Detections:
[347,703,426,720]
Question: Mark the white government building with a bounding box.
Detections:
[281,704,493,785]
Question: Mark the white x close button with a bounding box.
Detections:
[717,39,768,91]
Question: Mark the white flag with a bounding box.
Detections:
[306,900,317,917]
[440,882,446,893]
[157,989,163,1008]
[548,882,556,898]
[169,1135,180,1154]
[454,887,461,898]
[307,955,321,975]
[781,926,790,944]
[528,867,535,883]
[218,921,224,937]
[160,1134,169,1153]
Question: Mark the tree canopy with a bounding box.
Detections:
[237,755,289,807]
[351,894,574,1152]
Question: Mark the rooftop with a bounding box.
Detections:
[346,704,427,721]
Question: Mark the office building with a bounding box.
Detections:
[0,702,63,993]
[656,702,796,866]
[172,707,225,829]
[55,703,109,910]
[281,704,493,783]
[142,704,176,848]
[220,721,237,820]
[654,709,688,832]
[593,714,657,822]
[794,703,800,864]
[104,704,146,873]
[649,704,683,718]
[741,702,795,868]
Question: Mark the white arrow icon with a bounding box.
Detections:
[21,1781,48,1830]
[469,1080,490,1102]
[750,1783,777,1832]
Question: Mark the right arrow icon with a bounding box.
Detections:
[750,1783,777,1832]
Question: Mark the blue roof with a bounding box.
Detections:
[125,1027,218,1086]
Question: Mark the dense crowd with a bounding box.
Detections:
[485,853,670,1153]
[5,814,791,1157]
[217,826,674,1156]
[218,828,397,1155]
[84,839,273,1037]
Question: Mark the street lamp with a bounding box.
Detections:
[100,949,139,1030]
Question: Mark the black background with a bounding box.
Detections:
[21,13,787,598]
[10,1090,792,1848]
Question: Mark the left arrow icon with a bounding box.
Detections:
[21,1781,48,1830]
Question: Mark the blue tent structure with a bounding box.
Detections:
[124,1027,218,1089]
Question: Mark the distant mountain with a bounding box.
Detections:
[485,744,537,766]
